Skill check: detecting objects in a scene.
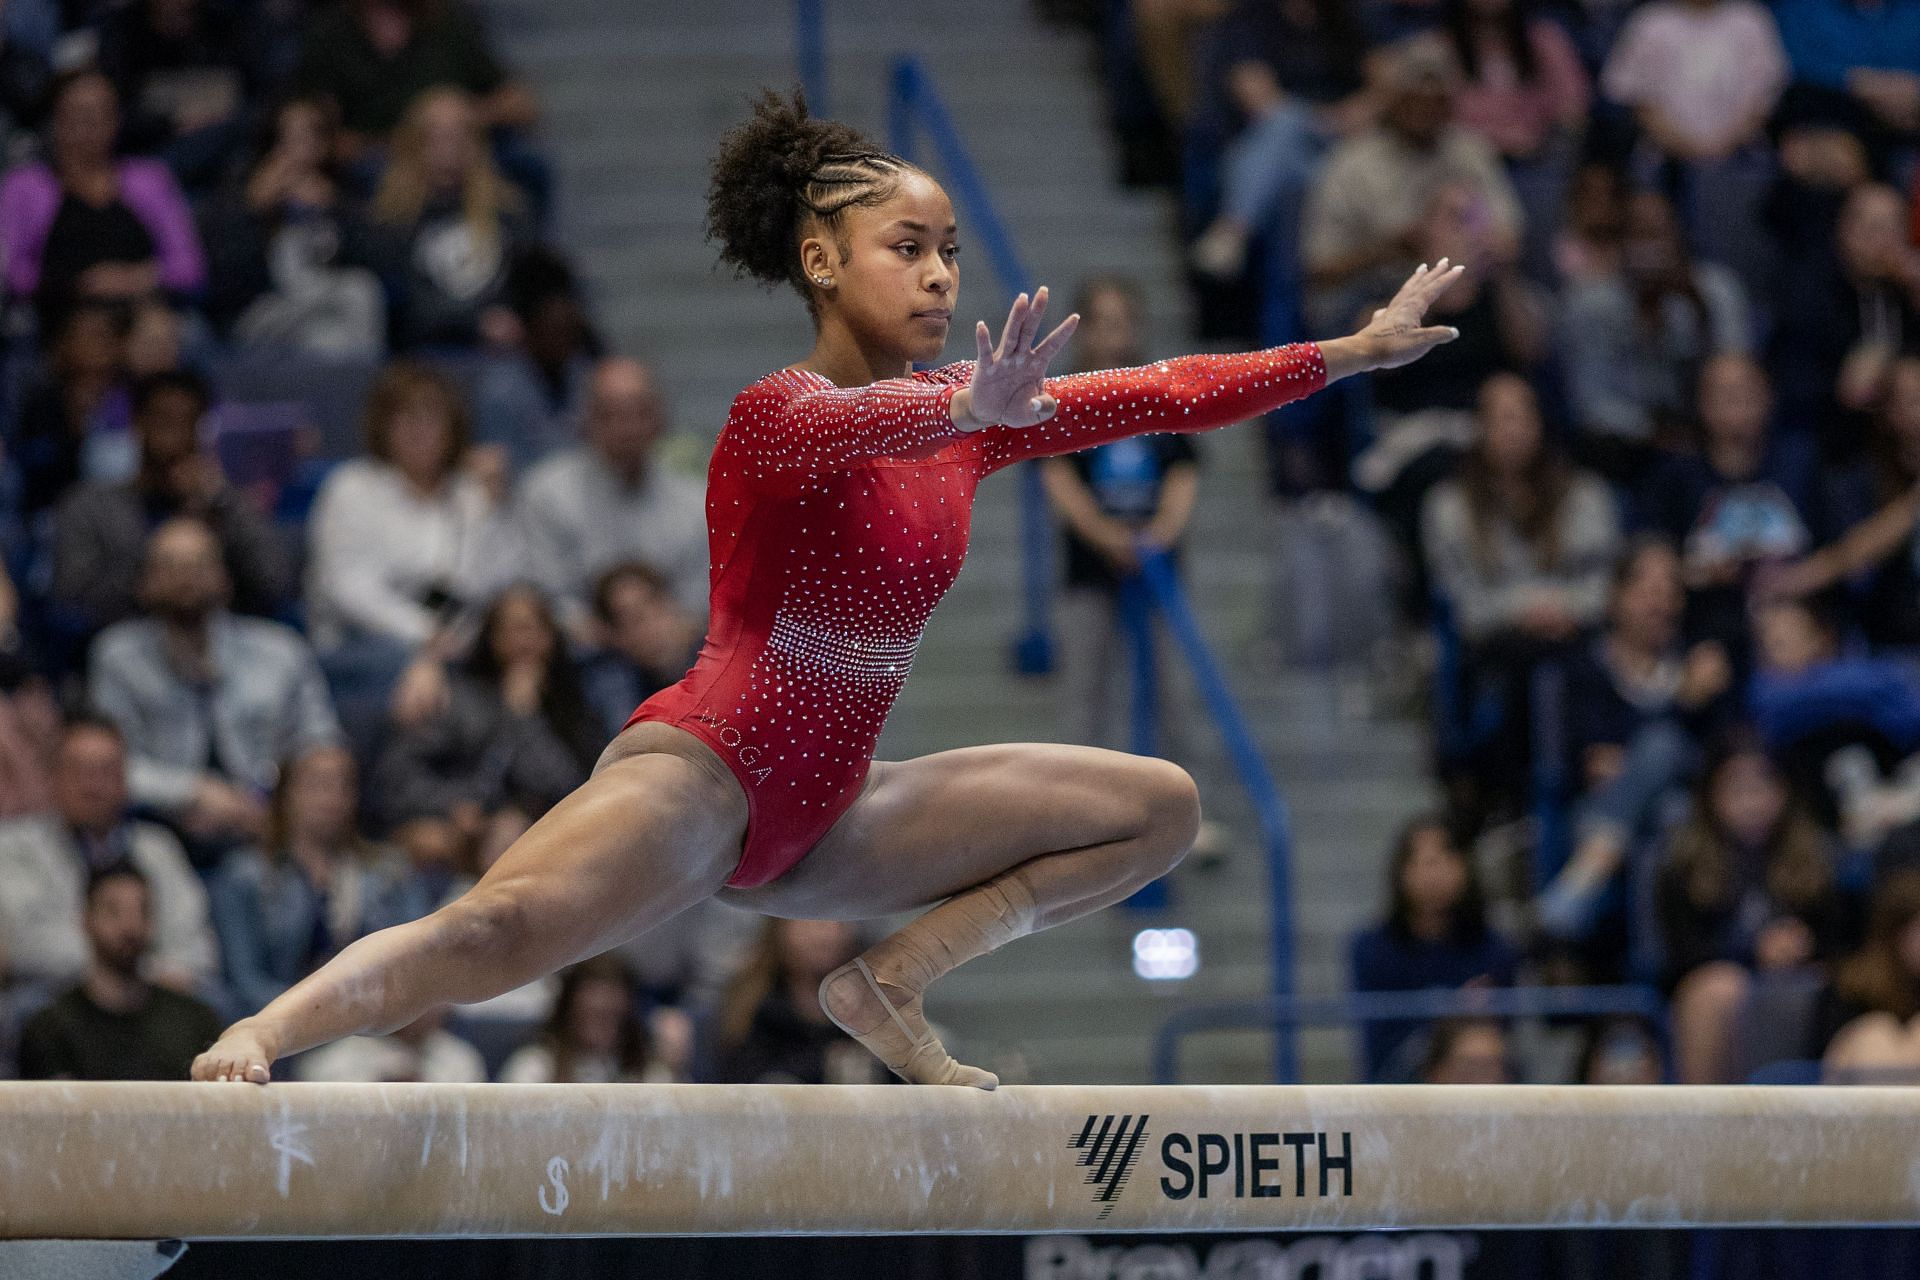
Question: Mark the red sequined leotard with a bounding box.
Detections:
[626,343,1328,887]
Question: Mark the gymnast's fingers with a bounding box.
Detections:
[996,292,1028,362]
[1031,313,1080,364]
[1021,285,1049,352]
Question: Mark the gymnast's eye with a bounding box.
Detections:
[942,244,960,261]
[895,242,919,258]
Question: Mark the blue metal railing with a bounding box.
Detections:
[887,55,1056,676]
[795,0,828,115]
[1129,549,1303,1079]
[1152,983,1667,1085]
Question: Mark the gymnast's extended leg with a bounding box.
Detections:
[192,726,746,1082]
[715,742,1201,1087]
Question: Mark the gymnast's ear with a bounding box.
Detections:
[798,235,837,290]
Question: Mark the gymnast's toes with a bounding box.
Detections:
[193,1031,275,1083]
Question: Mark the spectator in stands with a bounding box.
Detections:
[210,745,425,1016]
[14,299,132,516]
[1185,0,1375,283]
[1771,357,1920,647]
[712,918,892,1085]
[305,361,518,748]
[0,716,217,999]
[472,246,602,465]
[88,517,340,864]
[1550,161,1626,286]
[1641,354,1823,669]
[1540,539,1732,953]
[1600,0,1789,289]
[1365,181,1549,422]
[1814,870,1920,1079]
[0,572,56,822]
[1558,189,1752,484]
[1770,183,1920,461]
[1420,373,1619,820]
[201,96,386,357]
[52,371,295,639]
[578,562,702,737]
[96,0,260,191]
[1747,597,1920,795]
[366,87,534,351]
[516,357,708,641]
[1441,0,1590,276]
[372,584,602,866]
[293,0,539,161]
[498,954,682,1083]
[1418,1016,1515,1083]
[1773,0,1920,153]
[0,69,206,331]
[1300,36,1522,330]
[16,864,222,1079]
[1575,1015,1665,1083]
[1349,815,1519,1080]
[294,1001,485,1081]
[124,296,188,380]
[1038,276,1201,753]
[1656,737,1854,1082]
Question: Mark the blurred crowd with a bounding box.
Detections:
[0,0,925,1087]
[1039,0,1920,1086]
[7,0,1920,1097]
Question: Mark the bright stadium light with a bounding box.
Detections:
[1131,927,1199,981]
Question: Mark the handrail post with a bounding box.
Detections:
[796,0,828,117]
[1139,550,1298,1082]
[1119,573,1169,910]
[887,56,915,161]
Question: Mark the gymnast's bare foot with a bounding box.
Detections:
[819,958,998,1089]
[192,1020,280,1083]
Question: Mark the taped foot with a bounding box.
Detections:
[818,957,997,1089]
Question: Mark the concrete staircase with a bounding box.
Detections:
[500,0,1436,1084]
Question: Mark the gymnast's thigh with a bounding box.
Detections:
[714,742,1184,920]
[468,728,748,959]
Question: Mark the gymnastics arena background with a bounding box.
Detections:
[3,0,1920,1275]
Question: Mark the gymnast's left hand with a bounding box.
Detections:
[953,285,1080,431]
[1352,258,1467,371]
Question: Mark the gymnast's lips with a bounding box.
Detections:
[913,309,951,322]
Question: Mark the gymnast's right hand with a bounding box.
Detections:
[952,285,1079,431]
[191,1020,277,1083]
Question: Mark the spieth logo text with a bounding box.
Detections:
[1068,1114,1354,1217]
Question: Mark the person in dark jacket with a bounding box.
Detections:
[1349,815,1520,1080]
[372,583,603,866]
[18,863,222,1079]
[1656,738,1858,1081]
[710,918,895,1085]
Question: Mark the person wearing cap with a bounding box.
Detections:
[1302,36,1522,331]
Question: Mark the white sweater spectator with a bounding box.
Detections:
[306,457,520,649]
[0,813,217,993]
[515,357,708,634]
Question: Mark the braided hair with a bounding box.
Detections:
[705,88,926,319]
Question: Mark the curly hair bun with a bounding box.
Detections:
[704,87,899,293]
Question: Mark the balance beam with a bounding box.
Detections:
[2,1082,1918,1238]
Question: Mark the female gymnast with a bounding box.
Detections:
[193,90,1462,1088]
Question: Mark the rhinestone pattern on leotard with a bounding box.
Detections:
[627,342,1328,888]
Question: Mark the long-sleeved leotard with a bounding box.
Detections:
[626,342,1328,887]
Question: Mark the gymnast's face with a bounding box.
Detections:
[806,171,959,368]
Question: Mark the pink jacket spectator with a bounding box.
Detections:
[1452,21,1591,158]
[0,158,207,298]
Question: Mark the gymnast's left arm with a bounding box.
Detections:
[967,260,1467,472]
